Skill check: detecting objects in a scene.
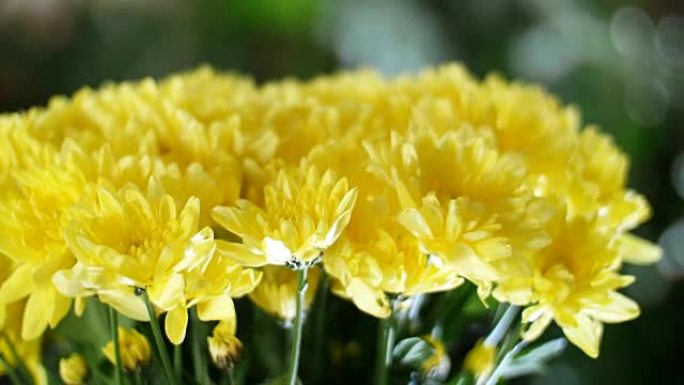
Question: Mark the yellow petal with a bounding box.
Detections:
[263,237,292,265]
[149,273,185,310]
[0,304,6,329]
[216,240,266,267]
[561,314,603,358]
[49,288,72,328]
[0,263,34,304]
[347,278,391,318]
[75,296,86,317]
[588,291,640,323]
[323,188,357,246]
[165,307,189,345]
[398,209,433,239]
[27,360,48,385]
[197,296,235,323]
[617,233,662,265]
[211,206,243,236]
[159,195,178,224]
[22,288,50,340]
[522,312,553,342]
[99,290,149,321]
[179,197,201,236]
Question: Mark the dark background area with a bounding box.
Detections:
[1,0,682,383]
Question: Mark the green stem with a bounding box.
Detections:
[132,369,145,385]
[141,290,178,385]
[108,307,125,385]
[228,367,236,385]
[481,340,528,385]
[286,268,308,385]
[1,332,33,385]
[190,309,209,385]
[484,305,519,347]
[374,308,395,385]
[173,343,182,380]
[219,368,235,385]
[312,273,329,383]
[0,354,23,385]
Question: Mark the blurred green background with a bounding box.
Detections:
[1,0,682,383]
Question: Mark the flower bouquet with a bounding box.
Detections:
[0,64,660,385]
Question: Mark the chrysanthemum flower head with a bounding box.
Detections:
[305,138,464,318]
[212,164,357,268]
[365,121,550,297]
[55,178,260,344]
[495,209,642,358]
[53,180,215,338]
[0,140,91,340]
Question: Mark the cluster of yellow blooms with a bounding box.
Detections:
[0,64,660,383]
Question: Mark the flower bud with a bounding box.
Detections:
[207,321,243,370]
[59,353,88,385]
[463,339,496,378]
[103,327,151,372]
[420,336,450,380]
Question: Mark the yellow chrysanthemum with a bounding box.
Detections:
[306,140,463,318]
[53,181,253,344]
[494,210,642,358]
[212,164,357,268]
[158,66,257,126]
[365,125,550,296]
[0,141,89,340]
[325,188,464,318]
[0,63,660,371]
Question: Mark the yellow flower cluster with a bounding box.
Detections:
[0,63,659,378]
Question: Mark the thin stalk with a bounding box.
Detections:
[173,343,182,380]
[1,332,33,384]
[219,368,236,385]
[482,340,528,385]
[286,268,308,385]
[141,290,177,385]
[132,369,145,385]
[228,367,236,385]
[311,273,329,383]
[483,305,519,347]
[0,354,23,385]
[374,309,395,385]
[190,309,210,385]
[108,307,125,385]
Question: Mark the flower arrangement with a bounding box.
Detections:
[0,64,660,385]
